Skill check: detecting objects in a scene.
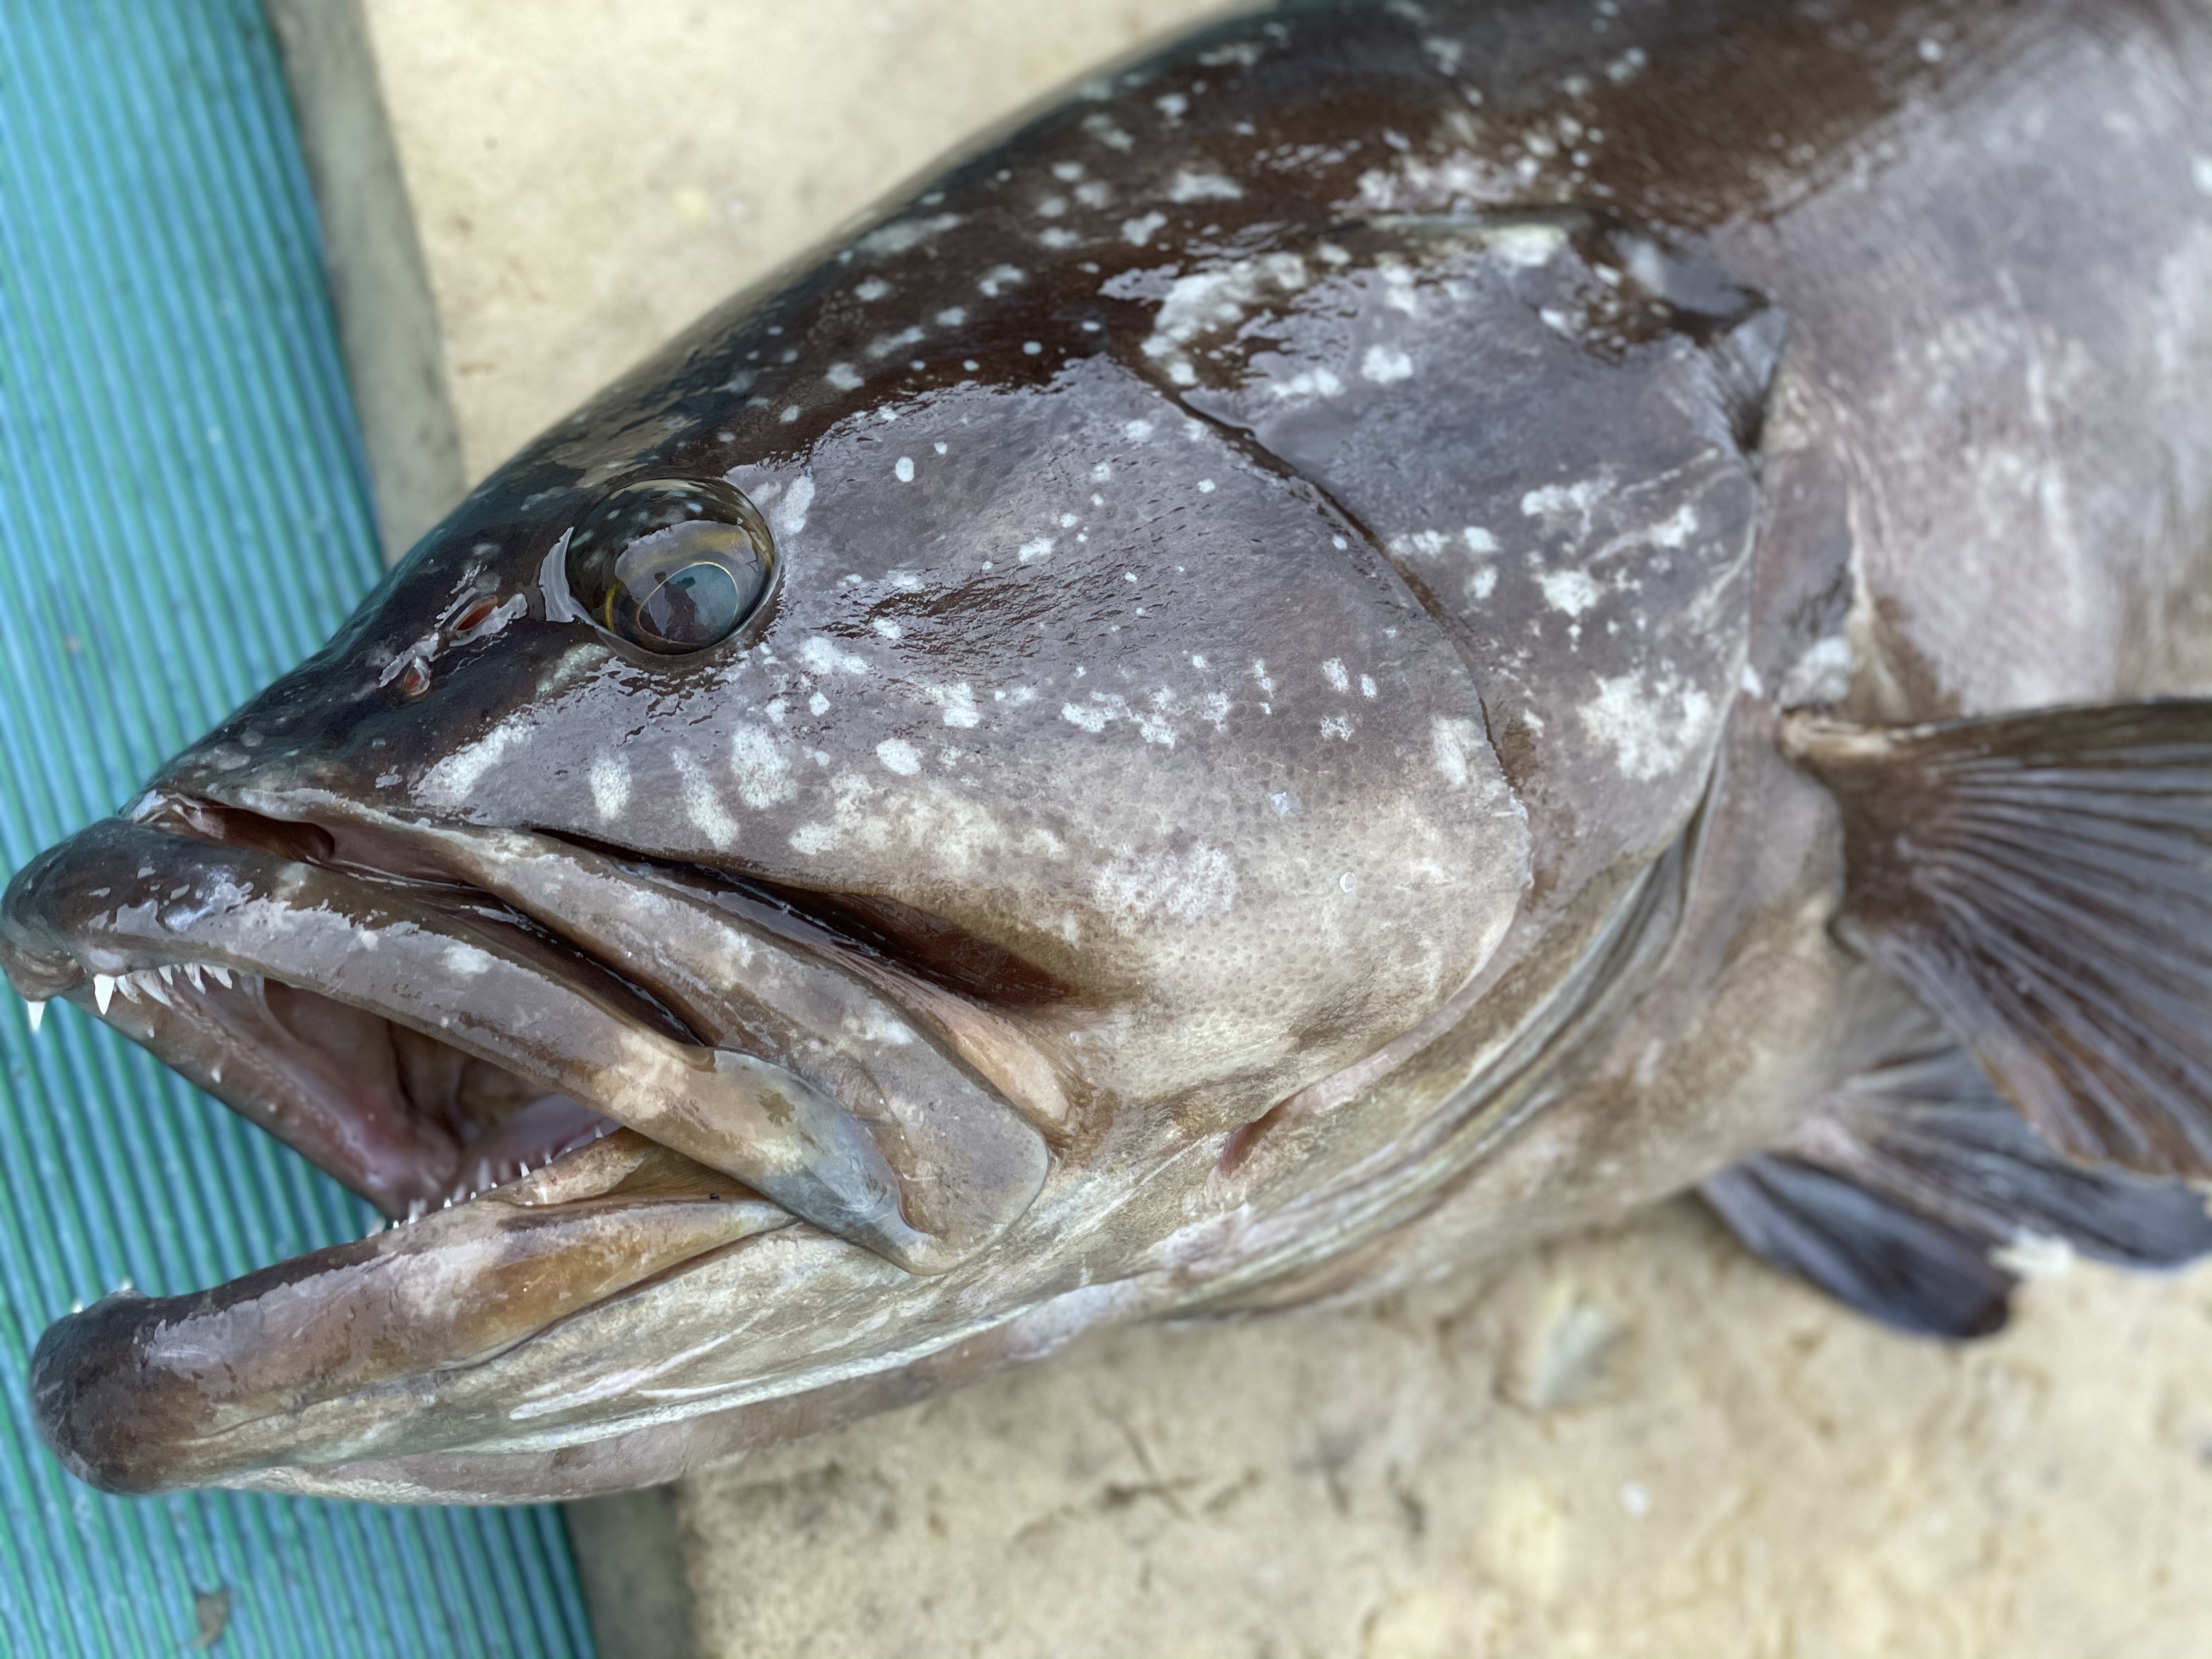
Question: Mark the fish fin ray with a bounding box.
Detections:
[1703,1044,2212,1339]
[1701,1152,2016,1339]
[1792,699,2212,1177]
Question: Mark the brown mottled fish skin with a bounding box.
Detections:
[4,0,2211,1501]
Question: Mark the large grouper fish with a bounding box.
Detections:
[7,0,2212,1503]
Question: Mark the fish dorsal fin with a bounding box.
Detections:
[1792,701,2212,1177]
[1704,1046,2212,1338]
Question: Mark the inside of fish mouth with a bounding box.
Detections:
[86,946,644,1218]
[36,803,741,1220]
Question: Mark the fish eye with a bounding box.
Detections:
[564,477,775,654]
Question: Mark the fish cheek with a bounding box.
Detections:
[698,364,1539,1119]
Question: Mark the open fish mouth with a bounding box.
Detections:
[0,791,1056,1493]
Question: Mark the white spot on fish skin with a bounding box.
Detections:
[978,264,1026,297]
[418,712,533,807]
[1198,479,1216,494]
[1167,169,1242,202]
[1916,36,1944,62]
[1739,664,1766,698]
[729,725,795,808]
[1250,659,1274,695]
[1061,701,1113,733]
[876,738,922,776]
[894,456,915,483]
[1538,569,1603,617]
[1052,160,1086,182]
[1123,419,1155,443]
[790,822,840,854]
[1521,478,1611,532]
[1362,344,1414,383]
[854,212,961,257]
[1066,514,1084,529]
[825,363,863,391]
[1091,461,1113,481]
[672,751,740,848]
[1360,675,1378,699]
[854,277,891,301]
[1581,671,1717,782]
[1469,566,1499,601]
[1018,537,1056,562]
[1075,180,1114,208]
[799,636,868,676]
[1092,843,1236,934]
[872,618,904,640]
[589,753,631,819]
[1322,659,1351,692]
[1156,92,1189,120]
[1023,341,1044,356]
[1649,503,1701,549]
[1319,714,1355,740]
[927,683,980,727]
[772,475,815,538]
[781,405,800,423]
[808,692,831,716]
[1430,716,1487,787]
[1036,195,1068,218]
[442,943,495,977]
[1267,366,1346,402]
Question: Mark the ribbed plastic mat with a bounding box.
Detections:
[0,4,599,1655]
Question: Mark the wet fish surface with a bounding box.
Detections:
[7,0,2212,1502]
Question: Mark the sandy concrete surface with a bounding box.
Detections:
[279,4,2212,1653]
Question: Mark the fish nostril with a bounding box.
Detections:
[452,597,499,636]
[396,659,432,699]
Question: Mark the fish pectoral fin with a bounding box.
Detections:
[1703,1046,2212,1339]
[1790,699,2212,1178]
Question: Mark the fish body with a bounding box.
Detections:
[7,0,2212,1501]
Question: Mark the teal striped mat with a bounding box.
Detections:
[0,3,598,1654]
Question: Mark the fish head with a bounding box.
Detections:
[0,272,1530,1497]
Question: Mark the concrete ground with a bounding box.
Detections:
[269,4,2212,1653]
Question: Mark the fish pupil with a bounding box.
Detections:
[638,560,745,648]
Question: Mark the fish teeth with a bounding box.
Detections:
[93,974,115,1015]
[115,973,142,1003]
[183,962,205,992]
[206,964,233,989]
[24,1000,44,1035]
[157,964,175,986]
[136,970,172,1009]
